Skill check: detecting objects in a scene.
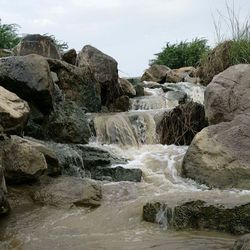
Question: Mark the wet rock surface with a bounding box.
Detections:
[143,200,250,234]
[89,166,142,182]
[32,176,102,208]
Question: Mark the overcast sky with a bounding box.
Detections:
[0,0,249,76]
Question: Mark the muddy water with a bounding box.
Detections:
[0,82,247,249]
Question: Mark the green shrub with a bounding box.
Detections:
[150,38,210,69]
[0,19,20,49]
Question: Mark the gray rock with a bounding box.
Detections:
[182,115,250,189]
[45,100,91,144]
[32,176,102,208]
[232,234,250,250]
[47,58,101,112]
[14,34,61,59]
[205,64,250,125]
[143,200,250,234]
[0,86,30,135]
[76,45,120,106]
[91,166,142,182]
[76,144,127,169]
[0,54,54,114]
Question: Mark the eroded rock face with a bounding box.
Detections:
[143,200,250,234]
[47,58,101,112]
[141,64,171,83]
[0,86,30,135]
[15,34,61,59]
[182,115,250,189]
[0,54,54,114]
[76,45,120,106]
[45,100,91,144]
[205,64,250,125]
[232,234,250,250]
[32,176,102,208]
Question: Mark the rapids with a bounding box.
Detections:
[0,81,248,250]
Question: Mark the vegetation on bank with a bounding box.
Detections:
[150,38,210,69]
[0,19,68,52]
[0,19,20,49]
[150,2,250,85]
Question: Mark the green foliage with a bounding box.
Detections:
[0,19,20,49]
[198,1,250,85]
[150,38,210,69]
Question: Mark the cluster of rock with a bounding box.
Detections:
[142,64,250,243]
[182,64,250,190]
[141,64,200,84]
[0,34,142,216]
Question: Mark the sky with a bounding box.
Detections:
[0,0,249,77]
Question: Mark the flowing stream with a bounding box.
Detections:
[0,82,249,250]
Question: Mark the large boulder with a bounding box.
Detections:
[205,64,250,125]
[47,58,101,112]
[32,176,102,208]
[45,100,91,144]
[0,136,47,184]
[76,45,120,106]
[0,54,54,114]
[141,64,171,83]
[14,34,61,59]
[232,234,250,250]
[0,86,30,135]
[157,102,207,145]
[182,115,250,189]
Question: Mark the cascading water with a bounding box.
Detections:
[0,81,247,250]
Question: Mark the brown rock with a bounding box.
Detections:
[0,86,30,135]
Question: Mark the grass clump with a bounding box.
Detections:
[198,1,250,85]
[150,38,210,69]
